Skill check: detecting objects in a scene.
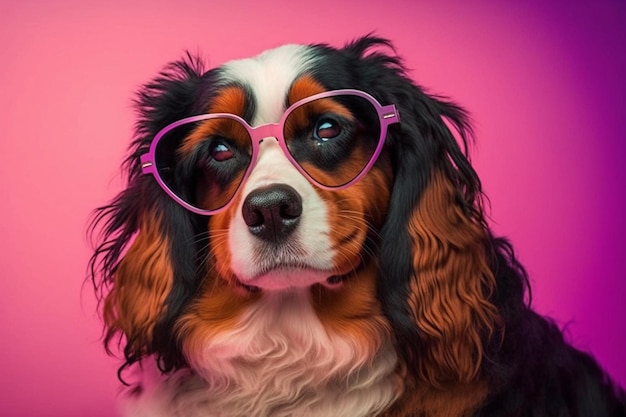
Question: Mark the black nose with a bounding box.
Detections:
[242,184,303,241]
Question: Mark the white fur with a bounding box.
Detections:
[218,44,319,125]
[221,44,336,291]
[121,290,400,417]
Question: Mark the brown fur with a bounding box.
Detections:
[179,86,249,156]
[103,214,174,355]
[313,261,392,360]
[406,171,500,387]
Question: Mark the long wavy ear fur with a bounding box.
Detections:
[382,91,501,386]
[404,169,499,385]
[335,37,502,386]
[88,54,211,377]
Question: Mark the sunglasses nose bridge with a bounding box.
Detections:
[250,123,282,145]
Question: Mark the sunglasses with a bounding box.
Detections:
[140,89,400,215]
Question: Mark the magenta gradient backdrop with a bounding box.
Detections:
[1,1,625,416]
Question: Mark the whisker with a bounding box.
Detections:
[333,211,383,242]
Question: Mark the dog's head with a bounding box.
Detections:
[90,36,503,389]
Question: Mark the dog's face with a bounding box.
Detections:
[213,128,392,293]
[91,36,501,414]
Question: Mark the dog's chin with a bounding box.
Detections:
[237,267,343,292]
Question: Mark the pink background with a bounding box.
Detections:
[1,1,624,415]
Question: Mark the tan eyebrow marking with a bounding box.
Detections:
[285,75,353,140]
[178,86,249,157]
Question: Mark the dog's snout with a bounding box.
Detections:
[242,184,302,241]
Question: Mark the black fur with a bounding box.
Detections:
[89,36,625,414]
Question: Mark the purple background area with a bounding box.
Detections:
[0,1,624,416]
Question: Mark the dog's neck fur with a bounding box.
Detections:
[121,289,401,417]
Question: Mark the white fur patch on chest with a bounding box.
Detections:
[120,290,400,417]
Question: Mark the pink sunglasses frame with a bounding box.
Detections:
[140,89,400,216]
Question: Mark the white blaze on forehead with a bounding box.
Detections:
[216,44,335,288]
[219,44,318,125]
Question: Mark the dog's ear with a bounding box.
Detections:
[101,204,174,368]
[89,54,209,376]
[378,79,501,387]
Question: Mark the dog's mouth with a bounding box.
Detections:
[236,261,349,293]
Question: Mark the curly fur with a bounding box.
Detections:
[118,289,400,417]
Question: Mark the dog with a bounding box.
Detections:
[89,36,625,416]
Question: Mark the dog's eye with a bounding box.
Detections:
[209,141,234,161]
[314,117,342,142]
